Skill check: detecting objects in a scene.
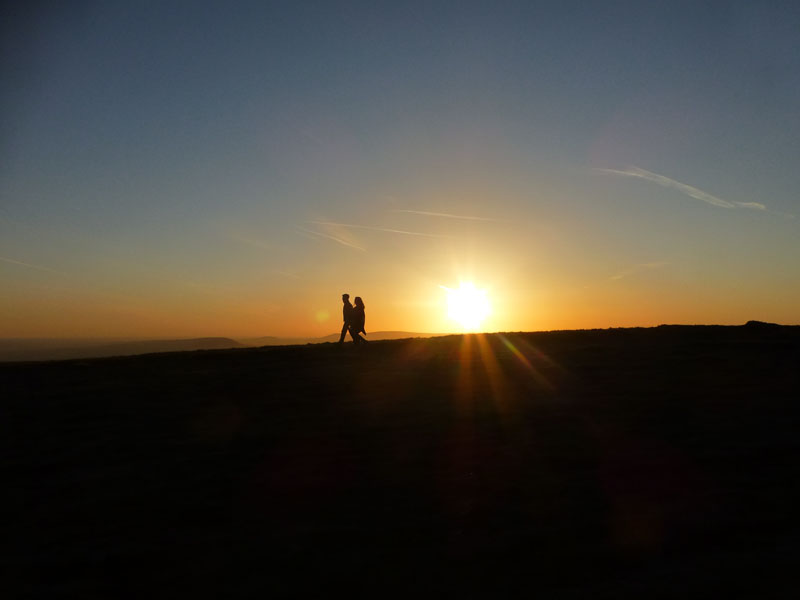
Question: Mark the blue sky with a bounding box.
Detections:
[2,1,799,337]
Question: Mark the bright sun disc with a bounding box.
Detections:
[444,281,490,331]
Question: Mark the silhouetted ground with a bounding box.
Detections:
[3,326,799,597]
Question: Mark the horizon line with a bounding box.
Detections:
[2,321,794,341]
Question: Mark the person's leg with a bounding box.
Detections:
[348,326,361,344]
[339,322,348,343]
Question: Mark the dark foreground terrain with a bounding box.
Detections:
[4,325,800,597]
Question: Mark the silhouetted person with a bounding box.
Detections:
[351,296,367,344]
[338,293,355,344]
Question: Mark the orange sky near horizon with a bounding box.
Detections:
[4,213,798,340]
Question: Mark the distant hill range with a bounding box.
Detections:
[0,337,245,362]
[0,331,437,362]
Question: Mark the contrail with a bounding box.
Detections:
[595,166,766,211]
[0,256,59,273]
[296,226,366,251]
[310,221,451,238]
[610,261,669,281]
[392,209,505,222]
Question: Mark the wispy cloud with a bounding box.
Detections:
[392,209,506,222]
[0,256,60,274]
[273,269,302,280]
[735,202,768,210]
[231,234,272,251]
[310,221,451,238]
[595,166,766,211]
[296,226,366,251]
[610,261,669,281]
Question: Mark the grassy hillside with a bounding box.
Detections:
[4,326,799,596]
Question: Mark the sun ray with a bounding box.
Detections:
[475,333,509,414]
[497,334,555,391]
[456,333,475,414]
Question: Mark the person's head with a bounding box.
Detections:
[342,293,350,304]
[354,296,364,309]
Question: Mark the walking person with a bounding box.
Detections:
[351,296,367,345]
[338,293,355,344]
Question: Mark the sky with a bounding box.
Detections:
[2,0,799,338]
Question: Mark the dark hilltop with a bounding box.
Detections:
[4,325,799,597]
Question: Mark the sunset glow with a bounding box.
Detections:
[444,282,491,332]
[1,3,798,341]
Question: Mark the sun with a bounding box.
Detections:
[443,281,491,331]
